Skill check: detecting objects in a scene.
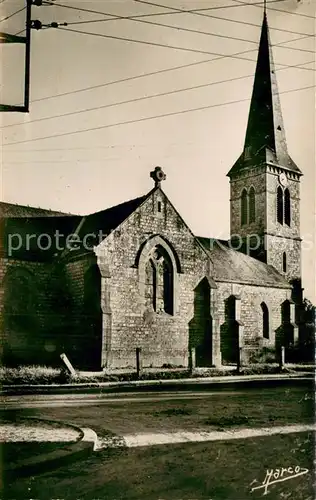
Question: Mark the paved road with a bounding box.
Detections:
[1,379,313,409]
[1,383,314,500]
[1,389,251,409]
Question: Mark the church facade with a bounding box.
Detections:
[0,13,304,370]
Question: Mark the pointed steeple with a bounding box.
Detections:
[228,10,301,176]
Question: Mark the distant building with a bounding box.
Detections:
[0,13,306,369]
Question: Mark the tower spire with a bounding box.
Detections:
[227,9,301,176]
[226,5,303,283]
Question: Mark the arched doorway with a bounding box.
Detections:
[83,264,103,369]
[189,278,213,367]
[220,295,239,364]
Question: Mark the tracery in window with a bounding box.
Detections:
[145,245,174,315]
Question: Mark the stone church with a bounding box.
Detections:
[0,13,305,369]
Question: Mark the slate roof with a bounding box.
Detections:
[197,237,291,289]
[76,194,148,241]
[0,194,149,261]
[0,201,75,218]
[0,216,81,261]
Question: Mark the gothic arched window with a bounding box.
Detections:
[277,186,283,224]
[284,188,291,226]
[241,189,248,226]
[282,252,287,273]
[249,186,256,223]
[145,245,174,315]
[145,259,157,311]
[163,258,173,315]
[261,302,269,339]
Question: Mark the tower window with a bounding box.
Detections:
[249,186,256,223]
[277,186,283,224]
[241,189,248,226]
[283,252,287,273]
[261,302,269,339]
[284,188,291,226]
[157,201,162,213]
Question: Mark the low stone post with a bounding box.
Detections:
[136,347,142,378]
[189,347,196,373]
[60,353,76,376]
[279,346,285,371]
[237,347,243,373]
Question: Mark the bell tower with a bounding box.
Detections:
[227,8,302,286]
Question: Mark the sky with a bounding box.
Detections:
[0,0,315,302]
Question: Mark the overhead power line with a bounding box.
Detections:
[57,26,316,64]
[232,0,316,19]
[133,0,315,37]
[138,0,315,20]
[2,57,314,130]
[57,26,257,58]
[14,28,26,35]
[43,0,314,37]
[133,0,282,12]
[4,159,122,164]
[14,31,314,106]
[57,9,316,55]
[3,83,314,147]
[44,0,284,17]
[0,5,26,23]
[65,13,260,46]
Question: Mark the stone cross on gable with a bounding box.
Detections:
[150,166,166,187]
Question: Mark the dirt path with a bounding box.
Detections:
[96,423,316,449]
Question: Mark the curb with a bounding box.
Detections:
[2,417,98,480]
[1,372,314,395]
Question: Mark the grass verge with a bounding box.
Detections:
[0,363,313,386]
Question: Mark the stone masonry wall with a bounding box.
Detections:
[230,164,301,281]
[95,188,211,369]
[0,257,66,365]
[64,254,103,369]
[230,166,266,241]
[214,280,291,362]
[266,168,301,281]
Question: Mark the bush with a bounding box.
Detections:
[248,346,276,364]
[0,365,63,385]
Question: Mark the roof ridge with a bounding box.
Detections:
[0,200,75,217]
[86,193,148,217]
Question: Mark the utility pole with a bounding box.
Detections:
[0,0,63,113]
[24,0,32,112]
